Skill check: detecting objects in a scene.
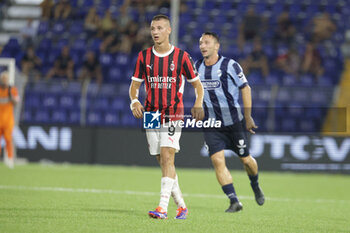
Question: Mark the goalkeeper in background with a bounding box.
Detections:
[0,71,20,169]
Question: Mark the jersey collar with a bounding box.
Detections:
[152,44,174,57]
[203,54,222,67]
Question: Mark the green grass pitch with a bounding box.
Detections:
[1,163,349,233]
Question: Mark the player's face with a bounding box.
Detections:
[0,73,9,86]
[150,19,171,44]
[199,35,219,59]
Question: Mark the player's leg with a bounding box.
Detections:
[0,128,3,158]
[231,120,265,205]
[3,125,14,168]
[146,129,168,219]
[148,147,175,219]
[210,150,242,213]
[239,155,264,205]
[156,155,187,210]
[159,121,187,219]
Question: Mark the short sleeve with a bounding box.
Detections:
[131,51,145,82]
[228,60,248,89]
[182,52,199,83]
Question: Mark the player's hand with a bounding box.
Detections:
[245,115,258,134]
[131,102,144,119]
[191,106,204,121]
[8,87,13,100]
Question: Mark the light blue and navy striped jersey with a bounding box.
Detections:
[195,55,248,126]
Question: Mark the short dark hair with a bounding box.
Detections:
[202,32,220,43]
[152,14,170,23]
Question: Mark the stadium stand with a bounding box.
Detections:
[0,0,349,133]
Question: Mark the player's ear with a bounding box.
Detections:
[215,42,220,51]
[167,25,172,34]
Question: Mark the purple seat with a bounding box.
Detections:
[68,110,80,124]
[104,111,119,126]
[34,109,50,123]
[110,97,126,111]
[52,109,67,123]
[107,66,122,82]
[52,21,66,35]
[86,110,103,125]
[21,108,33,123]
[25,92,41,108]
[42,94,58,109]
[60,95,76,109]
[37,21,49,34]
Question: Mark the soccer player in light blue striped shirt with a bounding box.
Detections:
[195,32,265,212]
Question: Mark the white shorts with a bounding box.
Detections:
[145,120,182,155]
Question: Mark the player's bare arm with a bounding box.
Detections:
[241,85,258,134]
[129,80,144,119]
[190,79,204,121]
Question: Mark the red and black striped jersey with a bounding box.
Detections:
[132,45,199,121]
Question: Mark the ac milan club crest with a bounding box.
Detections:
[170,61,175,71]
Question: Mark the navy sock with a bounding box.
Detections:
[222,183,239,204]
[249,174,259,189]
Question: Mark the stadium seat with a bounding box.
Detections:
[299,118,318,132]
[121,112,139,127]
[317,75,333,86]
[292,89,309,102]
[37,21,49,34]
[106,66,122,83]
[66,82,82,94]
[71,38,86,53]
[186,0,196,9]
[52,109,67,123]
[104,111,119,126]
[60,94,77,110]
[89,38,102,52]
[110,97,126,111]
[220,1,232,10]
[86,110,103,126]
[310,91,330,105]
[68,110,81,124]
[298,74,314,86]
[21,108,33,123]
[265,74,280,85]
[34,109,50,124]
[282,74,298,86]
[91,96,110,110]
[82,0,94,8]
[52,21,66,35]
[247,72,264,85]
[42,94,58,109]
[32,81,49,94]
[280,118,298,133]
[37,37,52,52]
[24,92,41,108]
[69,21,84,35]
[288,102,304,118]
[305,103,325,117]
[99,53,113,69]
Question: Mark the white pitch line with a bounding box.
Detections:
[0,185,349,204]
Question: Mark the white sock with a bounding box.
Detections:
[171,175,186,209]
[159,177,175,212]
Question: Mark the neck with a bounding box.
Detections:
[204,54,219,66]
[154,42,171,54]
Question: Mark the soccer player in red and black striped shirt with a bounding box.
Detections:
[129,15,204,219]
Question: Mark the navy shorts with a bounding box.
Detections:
[203,120,250,157]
